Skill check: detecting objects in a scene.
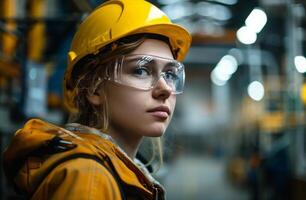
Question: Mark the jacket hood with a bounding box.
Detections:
[3,119,158,197]
[3,119,68,182]
[3,119,88,193]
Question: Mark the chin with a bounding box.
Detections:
[147,132,164,137]
[142,123,167,137]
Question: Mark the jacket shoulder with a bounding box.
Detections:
[31,157,123,200]
[3,119,109,195]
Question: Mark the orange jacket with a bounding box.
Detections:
[3,119,165,200]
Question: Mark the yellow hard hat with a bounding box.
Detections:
[64,0,192,112]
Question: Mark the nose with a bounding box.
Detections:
[152,76,172,100]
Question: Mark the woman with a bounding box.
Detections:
[3,0,191,199]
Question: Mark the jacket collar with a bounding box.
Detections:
[65,123,165,195]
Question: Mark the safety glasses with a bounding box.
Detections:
[104,54,185,94]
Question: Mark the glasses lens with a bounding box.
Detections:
[161,61,185,94]
[110,54,185,94]
[120,55,155,89]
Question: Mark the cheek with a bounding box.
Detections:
[106,86,146,121]
[169,95,177,116]
[105,84,177,136]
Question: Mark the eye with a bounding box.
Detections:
[133,67,151,77]
[163,65,179,79]
[164,70,178,80]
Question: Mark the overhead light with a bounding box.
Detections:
[213,66,232,81]
[236,7,267,45]
[211,69,228,86]
[245,8,267,33]
[294,56,306,73]
[236,26,257,44]
[216,55,238,75]
[211,55,238,86]
[248,81,265,101]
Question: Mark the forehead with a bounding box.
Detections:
[128,39,174,59]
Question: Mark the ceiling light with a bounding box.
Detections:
[294,56,306,73]
[211,69,228,86]
[245,8,267,33]
[248,81,265,101]
[236,26,257,44]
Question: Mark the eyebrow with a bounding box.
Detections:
[128,55,180,70]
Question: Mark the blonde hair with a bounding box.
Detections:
[67,34,173,170]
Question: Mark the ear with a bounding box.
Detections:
[87,90,103,106]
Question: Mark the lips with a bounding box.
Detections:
[147,106,171,119]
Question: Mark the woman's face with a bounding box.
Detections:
[104,39,176,138]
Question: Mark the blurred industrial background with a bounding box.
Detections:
[1,0,306,199]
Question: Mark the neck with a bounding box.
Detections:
[107,127,143,159]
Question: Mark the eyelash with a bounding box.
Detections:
[133,67,151,76]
